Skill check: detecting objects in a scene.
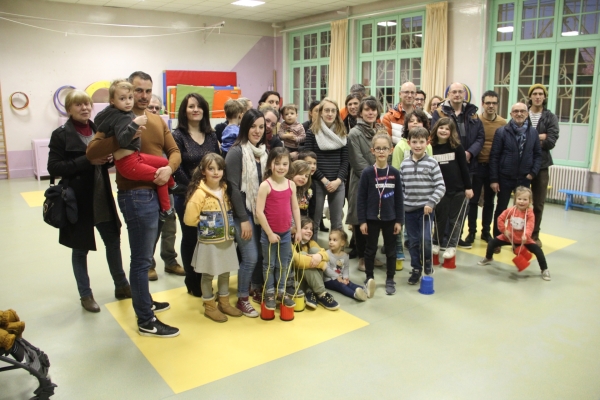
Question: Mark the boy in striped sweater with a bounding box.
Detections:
[400,127,446,285]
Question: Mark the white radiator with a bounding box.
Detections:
[548,166,589,204]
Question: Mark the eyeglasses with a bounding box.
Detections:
[484,102,498,106]
[401,91,416,95]
[322,108,337,114]
[147,106,160,111]
[373,147,390,153]
[415,97,425,102]
[511,109,527,114]
[450,90,464,95]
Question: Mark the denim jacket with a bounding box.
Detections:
[183,181,235,244]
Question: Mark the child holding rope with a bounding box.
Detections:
[478,186,550,281]
[256,148,302,311]
[430,118,473,260]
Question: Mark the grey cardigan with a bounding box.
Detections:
[225,145,262,223]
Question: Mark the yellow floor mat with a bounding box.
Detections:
[106,278,368,394]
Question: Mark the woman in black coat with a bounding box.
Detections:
[47,90,129,313]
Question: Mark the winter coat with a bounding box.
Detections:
[496,206,535,245]
[346,120,376,226]
[432,101,485,172]
[489,122,542,183]
[381,105,406,145]
[47,119,120,251]
[184,181,235,244]
[292,240,329,270]
[529,108,559,169]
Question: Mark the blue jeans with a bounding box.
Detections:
[261,230,292,294]
[324,279,362,299]
[405,208,433,272]
[71,221,128,298]
[117,189,159,325]
[234,212,263,298]
[174,194,202,296]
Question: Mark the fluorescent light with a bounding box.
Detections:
[561,31,579,36]
[497,26,514,33]
[415,34,422,37]
[232,0,264,6]
[377,21,397,27]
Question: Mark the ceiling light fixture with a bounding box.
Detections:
[497,26,514,33]
[232,0,265,6]
[377,21,397,27]
[561,30,579,36]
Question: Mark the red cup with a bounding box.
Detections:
[443,256,456,269]
[280,304,294,321]
[260,302,275,320]
[433,253,440,266]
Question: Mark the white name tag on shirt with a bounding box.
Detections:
[375,183,396,189]
[433,153,455,164]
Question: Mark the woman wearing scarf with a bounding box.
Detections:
[225,109,269,317]
[343,93,362,133]
[303,98,349,232]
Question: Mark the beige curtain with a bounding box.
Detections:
[591,105,600,173]
[328,19,348,106]
[422,2,448,100]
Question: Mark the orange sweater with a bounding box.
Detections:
[496,206,535,244]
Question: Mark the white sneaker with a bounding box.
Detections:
[432,244,440,255]
[354,287,367,301]
[358,258,365,271]
[443,247,456,259]
[364,279,376,298]
[477,258,492,265]
[542,269,551,281]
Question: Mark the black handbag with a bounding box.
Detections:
[43,177,78,229]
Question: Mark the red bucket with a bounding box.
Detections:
[433,253,440,266]
[512,255,531,272]
[513,246,533,261]
[280,304,294,321]
[260,302,275,320]
[442,256,456,269]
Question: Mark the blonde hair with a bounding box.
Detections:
[65,90,93,114]
[514,186,533,207]
[109,79,133,100]
[286,160,312,195]
[371,133,392,148]
[310,98,347,137]
[224,98,244,120]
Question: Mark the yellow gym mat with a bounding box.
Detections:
[21,190,45,207]
[106,279,368,394]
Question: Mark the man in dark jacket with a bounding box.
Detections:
[432,82,485,247]
[489,102,542,237]
[527,84,559,247]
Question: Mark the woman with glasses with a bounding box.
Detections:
[303,98,348,232]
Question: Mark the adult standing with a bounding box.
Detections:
[87,71,181,338]
[303,98,349,231]
[414,89,432,119]
[225,109,268,317]
[427,95,443,116]
[258,105,284,150]
[489,102,542,238]
[302,100,321,133]
[172,93,220,297]
[147,94,185,280]
[465,91,507,243]
[347,96,381,271]
[432,82,485,247]
[48,90,130,313]
[257,91,281,109]
[343,93,362,133]
[382,81,417,145]
[527,84,559,247]
[340,84,367,120]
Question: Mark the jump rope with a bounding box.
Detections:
[504,206,529,257]
[260,240,304,305]
[433,197,470,253]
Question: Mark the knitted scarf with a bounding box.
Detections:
[240,142,268,215]
[314,119,347,150]
[510,119,529,158]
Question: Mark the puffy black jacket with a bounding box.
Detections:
[431,100,484,173]
[489,122,542,183]
[529,108,559,169]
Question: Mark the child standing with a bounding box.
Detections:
[279,104,306,155]
[94,79,175,220]
[255,147,302,311]
[478,187,550,281]
[221,99,245,156]
[324,229,367,301]
[401,127,446,285]
[287,160,312,217]
[184,153,242,322]
[357,133,404,296]
[292,217,340,310]
[430,118,474,259]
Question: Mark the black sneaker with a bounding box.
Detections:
[138,317,180,338]
[458,239,472,249]
[151,301,170,313]
[408,269,422,285]
[424,265,435,276]
[305,291,317,309]
[481,232,492,243]
[464,232,475,244]
[317,292,340,310]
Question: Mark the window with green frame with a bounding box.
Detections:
[489,0,599,168]
[289,27,331,120]
[358,12,424,111]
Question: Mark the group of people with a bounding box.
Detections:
[47,71,557,338]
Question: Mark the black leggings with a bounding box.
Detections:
[486,238,548,271]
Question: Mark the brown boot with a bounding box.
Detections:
[6,321,25,338]
[0,309,20,328]
[203,297,227,322]
[148,268,158,281]
[80,295,100,313]
[218,295,242,317]
[115,285,132,300]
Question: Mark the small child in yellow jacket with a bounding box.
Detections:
[292,217,340,311]
[184,153,242,322]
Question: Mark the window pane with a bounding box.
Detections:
[522,20,536,39]
[555,87,573,122]
[563,0,581,14]
[523,0,537,19]
[362,38,372,53]
[536,50,552,85]
[362,23,372,38]
[376,20,396,51]
[320,31,331,58]
[293,36,300,61]
[361,61,372,88]
[494,53,512,85]
[563,15,580,33]
[577,47,595,84]
[539,0,555,17]
[412,16,422,33]
[518,51,535,85]
[376,59,395,109]
[304,66,317,110]
[584,0,600,11]
[573,87,592,123]
[412,58,422,86]
[582,13,600,34]
[494,86,511,118]
[498,2,515,23]
[320,65,329,100]
[537,18,554,38]
[361,25,373,53]
[559,48,577,83]
[293,68,300,89]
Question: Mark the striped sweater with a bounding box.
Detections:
[400,154,446,212]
